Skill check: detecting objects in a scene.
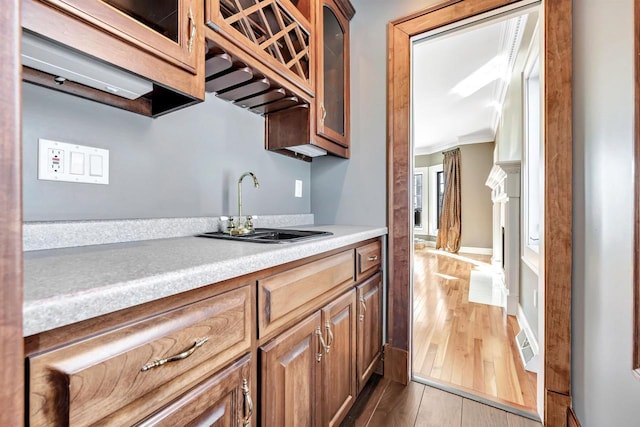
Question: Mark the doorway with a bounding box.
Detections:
[410,5,541,417]
[385,1,572,425]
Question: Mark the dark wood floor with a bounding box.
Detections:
[341,376,541,427]
[412,248,537,412]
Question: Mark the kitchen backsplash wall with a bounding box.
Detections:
[22,83,311,221]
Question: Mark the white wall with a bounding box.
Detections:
[572,0,640,425]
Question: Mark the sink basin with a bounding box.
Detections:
[198,228,333,244]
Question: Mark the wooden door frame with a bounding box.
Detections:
[385,0,572,426]
[0,0,24,425]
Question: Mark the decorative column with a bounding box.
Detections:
[498,161,521,315]
[485,161,521,315]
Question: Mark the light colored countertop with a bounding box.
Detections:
[23,225,387,336]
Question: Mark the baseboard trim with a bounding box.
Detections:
[568,407,581,427]
[383,344,409,385]
[414,242,493,255]
[459,246,493,255]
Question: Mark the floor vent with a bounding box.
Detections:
[515,328,539,373]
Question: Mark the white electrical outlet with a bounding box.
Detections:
[38,139,109,184]
[295,180,303,198]
[48,148,64,174]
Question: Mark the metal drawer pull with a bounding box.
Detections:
[367,255,379,262]
[242,378,253,426]
[325,321,333,353]
[187,8,197,53]
[320,103,327,122]
[141,337,209,371]
[359,296,366,321]
[315,327,325,362]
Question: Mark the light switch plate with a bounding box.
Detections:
[38,139,109,184]
[295,180,303,198]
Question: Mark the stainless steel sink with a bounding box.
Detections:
[198,228,333,243]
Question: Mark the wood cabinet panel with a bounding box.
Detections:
[260,311,322,427]
[258,250,355,338]
[137,354,253,427]
[357,273,383,392]
[205,0,314,95]
[36,0,200,73]
[28,286,252,426]
[356,240,382,281]
[321,290,357,427]
[315,0,351,148]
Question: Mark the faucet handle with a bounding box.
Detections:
[225,216,236,234]
[244,215,254,232]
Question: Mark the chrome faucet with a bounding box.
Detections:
[230,171,259,235]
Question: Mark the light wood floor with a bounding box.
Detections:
[412,248,537,413]
[341,376,541,427]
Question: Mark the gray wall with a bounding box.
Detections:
[573,0,640,425]
[459,143,494,249]
[311,0,432,226]
[22,84,311,221]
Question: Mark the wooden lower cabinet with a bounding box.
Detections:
[261,290,357,427]
[260,311,323,427]
[321,290,357,427]
[138,354,253,427]
[357,273,383,392]
[27,286,253,426]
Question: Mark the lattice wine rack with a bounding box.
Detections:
[214,0,312,88]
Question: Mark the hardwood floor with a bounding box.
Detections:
[341,376,541,427]
[411,248,537,413]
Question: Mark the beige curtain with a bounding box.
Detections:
[436,148,461,253]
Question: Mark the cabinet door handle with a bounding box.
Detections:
[315,327,324,362]
[187,8,197,53]
[141,337,208,371]
[359,296,366,321]
[325,320,333,353]
[241,378,253,426]
[367,255,379,262]
[320,103,327,123]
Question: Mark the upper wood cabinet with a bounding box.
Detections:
[316,0,351,149]
[205,0,314,96]
[37,0,201,74]
[22,0,205,116]
[263,0,353,161]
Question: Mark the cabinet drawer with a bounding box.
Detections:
[258,250,354,338]
[28,286,252,427]
[138,354,253,427]
[356,241,381,280]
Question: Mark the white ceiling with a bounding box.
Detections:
[412,12,531,155]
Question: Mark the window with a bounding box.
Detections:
[413,164,443,236]
[413,172,424,229]
[436,170,445,229]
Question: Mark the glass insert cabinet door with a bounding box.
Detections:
[317,1,350,148]
[39,0,199,73]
